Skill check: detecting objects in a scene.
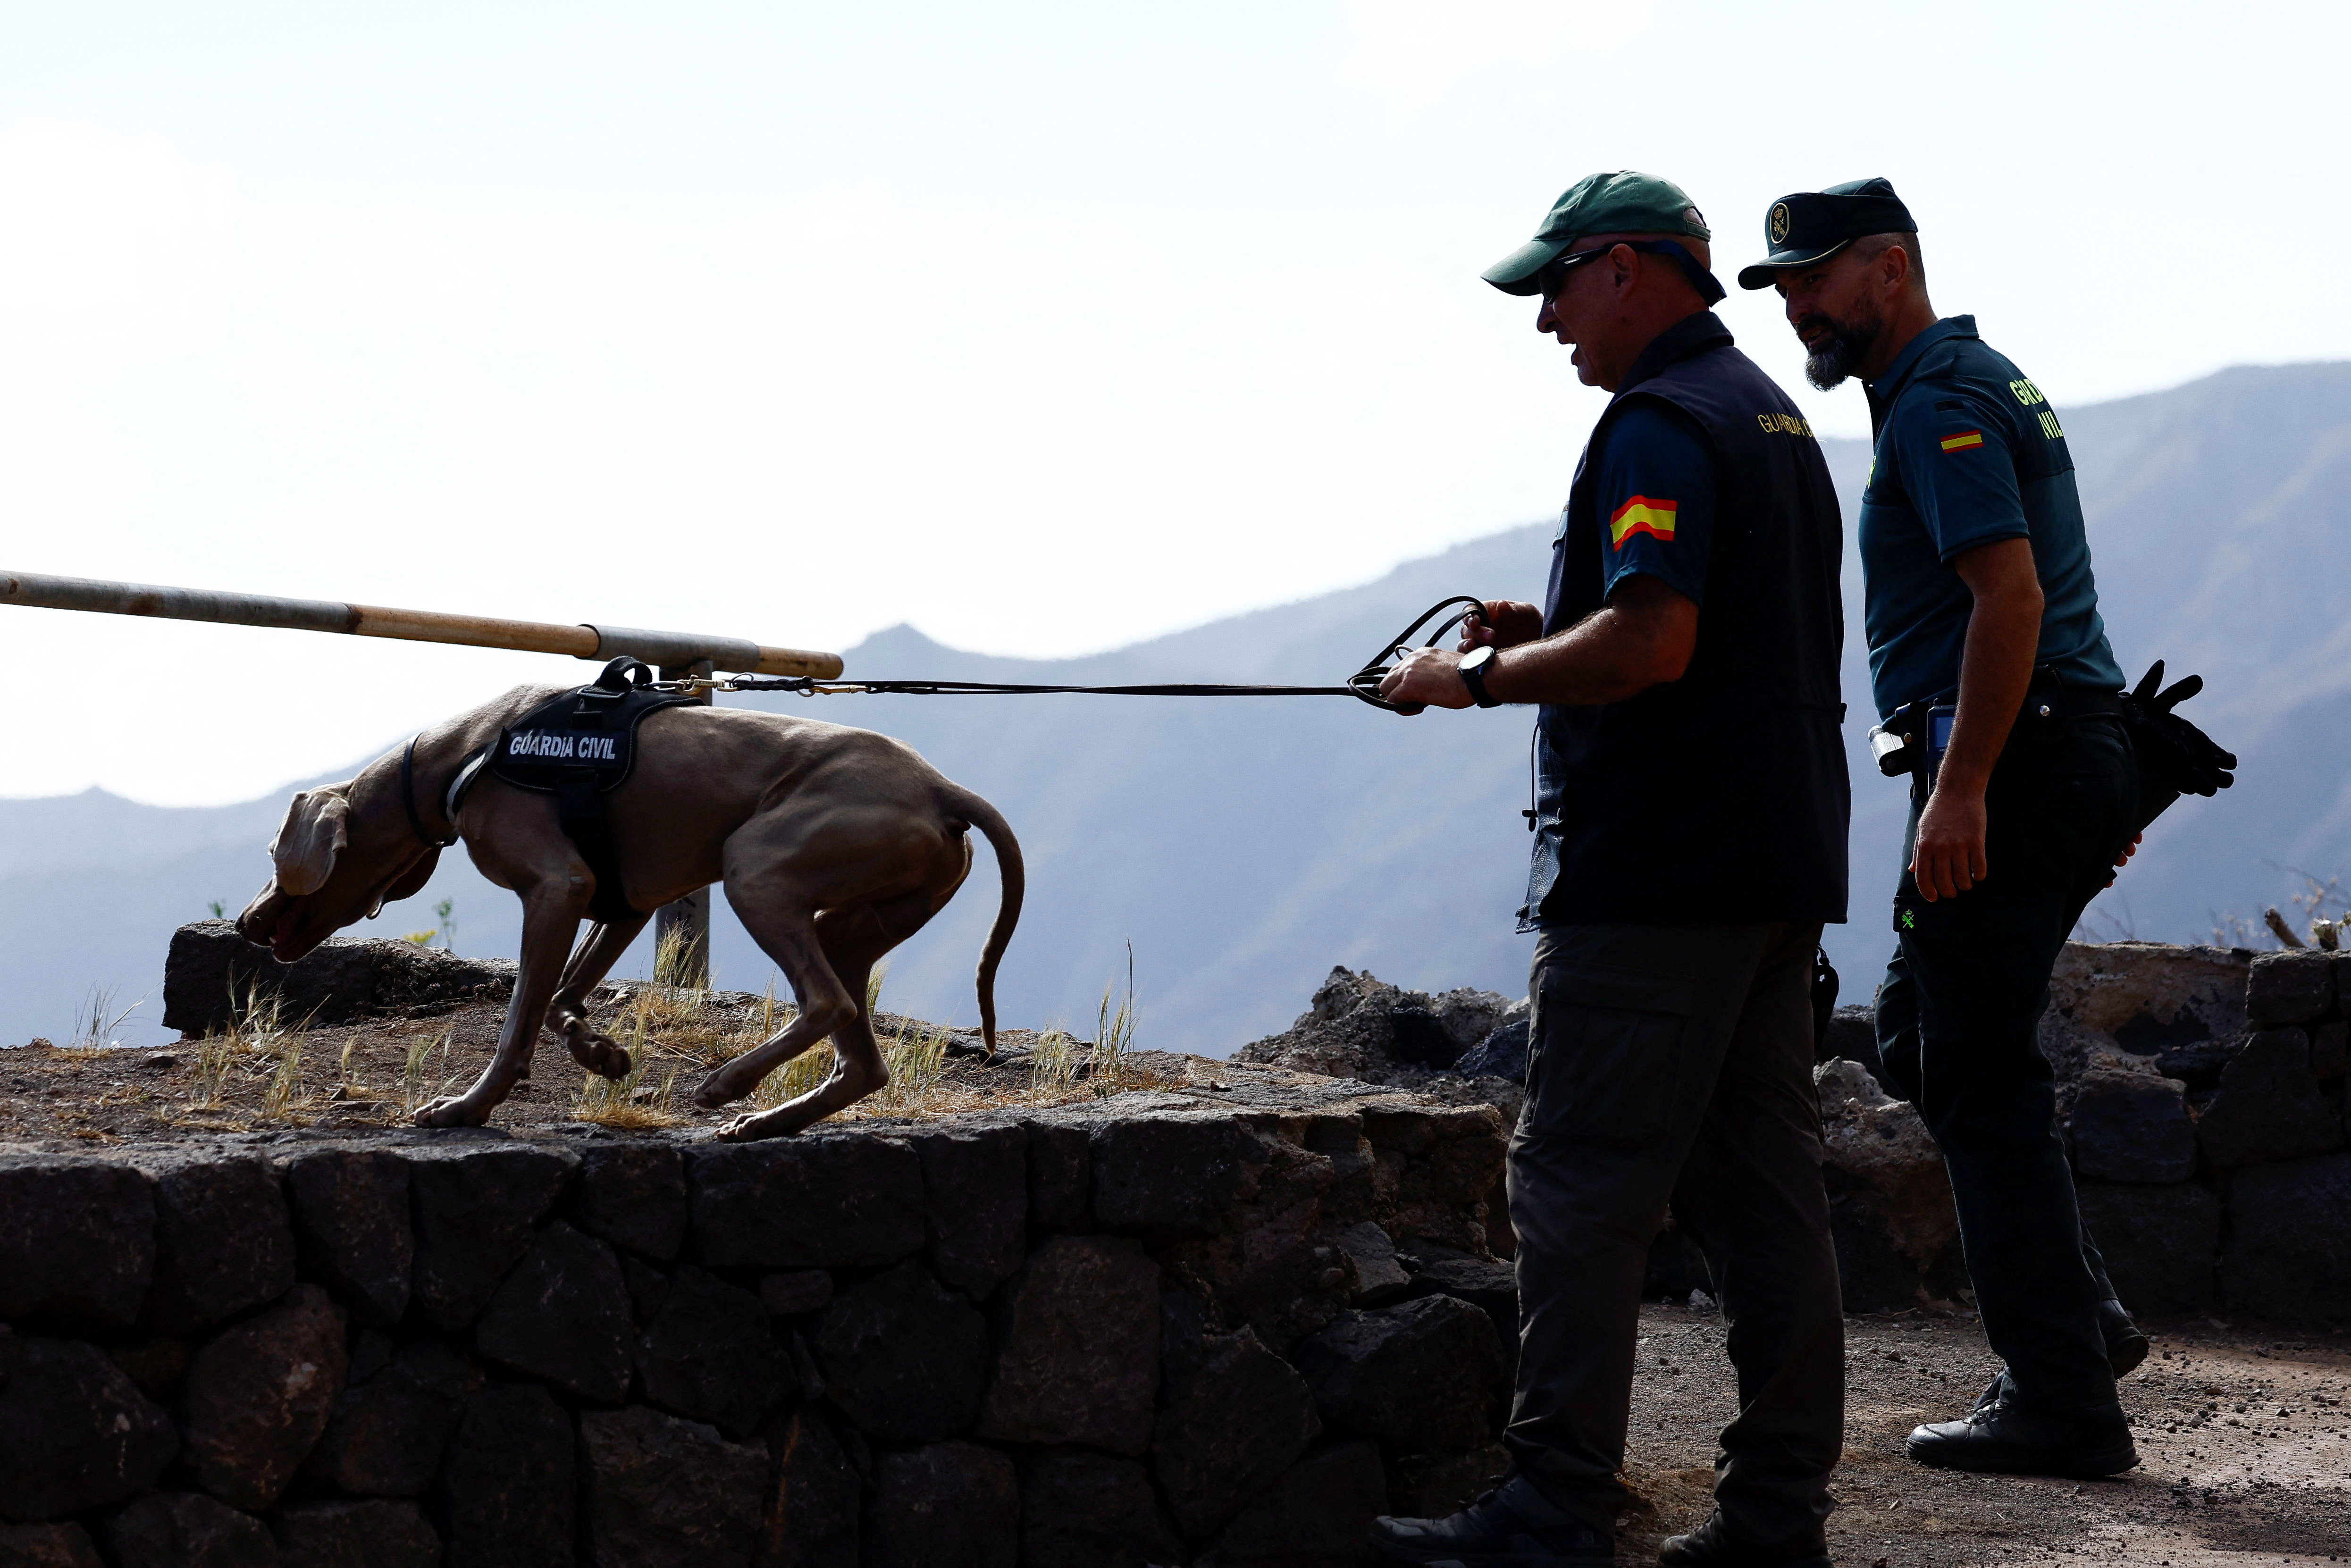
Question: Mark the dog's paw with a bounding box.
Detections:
[564,1030,631,1081]
[412,1093,493,1128]
[713,1108,801,1142]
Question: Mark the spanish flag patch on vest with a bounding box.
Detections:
[1939,429,1985,453]
[1609,495,1678,547]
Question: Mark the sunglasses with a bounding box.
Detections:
[1538,240,1727,307]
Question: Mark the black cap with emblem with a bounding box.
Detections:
[1736,177,1917,290]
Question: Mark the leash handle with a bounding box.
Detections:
[1346,595,1492,714]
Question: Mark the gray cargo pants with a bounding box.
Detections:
[1505,921,1844,1554]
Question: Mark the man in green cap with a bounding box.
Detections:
[1741,179,2191,1480]
[1368,171,1848,1568]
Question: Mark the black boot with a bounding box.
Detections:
[1657,1511,1830,1567]
[2099,1298,2149,1378]
[1369,1475,1614,1567]
[1972,1298,2151,1411]
[1907,1394,2138,1477]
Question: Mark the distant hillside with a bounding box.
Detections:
[0,361,2343,1052]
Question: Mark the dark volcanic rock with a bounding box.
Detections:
[1389,1442,1511,1519]
[638,1265,796,1438]
[689,1136,924,1270]
[2247,949,2335,1027]
[431,1382,574,1568]
[0,1336,177,1519]
[1293,1295,1505,1454]
[181,1283,349,1510]
[1453,1016,1530,1081]
[473,1222,633,1402]
[1018,1452,1184,1568]
[912,1123,1028,1300]
[1090,1115,1264,1233]
[2222,1153,2351,1325]
[0,1522,103,1568]
[1150,1328,1322,1542]
[1201,1439,1386,1567]
[579,1406,768,1568]
[107,1337,191,1400]
[1816,1007,1881,1077]
[2068,1070,2197,1183]
[272,1499,440,1568]
[133,1152,297,1336]
[1397,1246,1520,1346]
[756,1403,860,1568]
[1237,966,1510,1085]
[100,1492,276,1568]
[1024,1120,1092,1232]
[162,920,514,1035]
[2074,1183,2221,1316]
[1333,1222,1411,1305]
[1645,1223,1713,1302]
[2197,1030,2344,1170]
[1827,1194,1924,1314]
[278,1149,412,1328]
[0,1152,155,1330]
[621,1255,671,1325]
[862,1442,1016,1568]
[976,1234,1160,1455]
[759,1271,833,1318]
[405,1141,577,1330]
[2311,1019,2350,1079]
[305,1339,478,1497]
[574,1143,688,1261]
[814,1261,986,1442]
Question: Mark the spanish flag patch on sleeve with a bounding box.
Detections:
[1938,429,1985,453]
[1609,495,1678,547]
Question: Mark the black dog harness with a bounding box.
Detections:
[427,657,701,924]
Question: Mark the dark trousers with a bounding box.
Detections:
[1506,921,1843,1553]
[1872,713,2134,1413]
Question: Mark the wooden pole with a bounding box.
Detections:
[0,569,842,678]
[653,659,716,989]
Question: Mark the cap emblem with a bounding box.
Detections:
[1768,202,1791,245]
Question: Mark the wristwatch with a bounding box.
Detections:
[1458,646,1503,708]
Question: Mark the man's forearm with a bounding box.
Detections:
[1485,579,1697,706]
[1937,547,2045,797]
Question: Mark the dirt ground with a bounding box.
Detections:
[1622,1300,2351,1567]
[4,1001,2345,1564]
[0,989,1206,1141]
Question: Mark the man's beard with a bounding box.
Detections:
[1800,308,1881,390]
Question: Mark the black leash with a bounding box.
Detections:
[672,595,1493,716]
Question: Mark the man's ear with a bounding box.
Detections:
[383,847,440,904]
[269,786,352,896]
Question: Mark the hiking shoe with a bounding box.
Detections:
[1907,1396,2138,1478]
[1971,1299,2153,1411]
[1369,1475,1613,1566]
[1657,1512,1831,1568]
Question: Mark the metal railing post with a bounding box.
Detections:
[652,659,715,989]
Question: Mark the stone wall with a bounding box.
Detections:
[1249,946,2351,1329]
[0,1085,1512,1568]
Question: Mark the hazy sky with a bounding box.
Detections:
[4,0,2343,804]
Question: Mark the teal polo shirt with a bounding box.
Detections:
[1857,315,2123,719]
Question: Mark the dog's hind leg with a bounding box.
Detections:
[542,916,650,1080]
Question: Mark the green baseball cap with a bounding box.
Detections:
[1482,171,1712,297]
[1736,176,1917,289]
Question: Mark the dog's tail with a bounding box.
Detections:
[942,785,1023,1059]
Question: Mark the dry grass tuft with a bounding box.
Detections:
[572,1054,686,1130]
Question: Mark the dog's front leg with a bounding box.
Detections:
[414,878,586,1127]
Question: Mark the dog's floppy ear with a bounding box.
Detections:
[269,786,352,896]
[382,847,441,904]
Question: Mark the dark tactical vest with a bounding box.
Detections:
[1527,311,1850,927]
[449,657,701,923]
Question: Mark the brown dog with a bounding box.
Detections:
[235,684,1021,1140]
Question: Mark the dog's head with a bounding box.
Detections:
[235,771,441,962]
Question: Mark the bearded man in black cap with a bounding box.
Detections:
[1740,179,2175,1481]
[1369,171,1848,1568]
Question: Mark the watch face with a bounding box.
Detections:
[1463,647,1494,672]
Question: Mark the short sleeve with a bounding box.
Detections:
[1594,401,1714,605]
[1888,386,2028,561]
